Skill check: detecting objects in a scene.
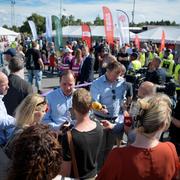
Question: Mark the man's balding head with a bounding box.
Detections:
[0,72,9,95]
[138,81,155,98]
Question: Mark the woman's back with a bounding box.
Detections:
[97,142,178,180]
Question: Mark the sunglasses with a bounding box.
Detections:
[36,97,49,113]
[112,89,116,100]
[36,97,47,107]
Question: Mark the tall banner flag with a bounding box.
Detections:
[46,15,52,42]
[102,6,114,45]
[134,34,140,50]
[28,20,38,40]
[160,30,165,52]
[81,24,92,49]
[116,10,130,47]
[52,15,63,50]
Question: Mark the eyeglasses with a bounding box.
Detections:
[112,89,116,100]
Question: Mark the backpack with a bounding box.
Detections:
[26,54,35,70]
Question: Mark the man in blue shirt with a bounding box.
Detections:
[90,61,125,170]
[90,61,125,121]
[42,70,75,130]
[0,72,15,146]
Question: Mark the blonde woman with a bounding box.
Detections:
[97,94,180,180]
[5,93,48,158]
[15,93,48,128]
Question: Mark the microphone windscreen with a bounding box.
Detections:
[92,101,102,111]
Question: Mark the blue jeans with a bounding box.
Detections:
[0,52,3,67]
[28,70,42,91]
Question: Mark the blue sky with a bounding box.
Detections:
[0,0,180,27]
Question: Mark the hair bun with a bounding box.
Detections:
[138,99,150,110]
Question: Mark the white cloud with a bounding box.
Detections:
[0,0,180,27]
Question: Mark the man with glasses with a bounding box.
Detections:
[90,61,125,170]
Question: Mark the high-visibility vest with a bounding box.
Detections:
[149,52,154,62]
[174,64,180,82]
[174,64,180,92]
[159,52,164,59]
[10,41,17,48]
[59,56,71,71]
[132,60,142,71]
[168,53,174,60]
[161,58,175,77]
[139,52,146,67]
[71,58,81,77]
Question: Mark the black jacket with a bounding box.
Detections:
[3,74,33,116]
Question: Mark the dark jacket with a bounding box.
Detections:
[80,55,94,84]
[3,74,33,116]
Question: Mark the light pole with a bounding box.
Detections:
[11,0,15,27]
[59,0,63,18]
[132,0,135,25]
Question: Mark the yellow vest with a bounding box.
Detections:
[149,52,154,62]
[161,58,175,77]
[174,64,180,82]
[159,52,164,59]
[10,41,17,48]
[132,60,142,71]
[168,53,174,60]
[139,52,146,67]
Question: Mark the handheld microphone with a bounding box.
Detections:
[92,101,103,111]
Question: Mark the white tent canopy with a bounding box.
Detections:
[137,26,180,44]
[0,27,19,36]
[52,25,135,39]
[0,27,19,42]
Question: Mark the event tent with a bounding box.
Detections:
[55,25,135,39]
[0,27,19,42]
[138,26,180,44]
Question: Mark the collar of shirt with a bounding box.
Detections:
[0,95,4,100]
[59,88,74,99]
[103,74,124,83]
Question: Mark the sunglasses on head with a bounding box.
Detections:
[36,97,49,112]
[36,97,47,107]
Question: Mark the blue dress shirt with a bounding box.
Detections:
[0,95,15,146]
[42,88,73,130]
[90,75,125,118]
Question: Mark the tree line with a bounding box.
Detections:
[2,13,179,35]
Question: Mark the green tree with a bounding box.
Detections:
[2,24,9,29]
[68,15,75,25]
[93,16,104,25]
[85,21,93,25]
[11,25,19,32]
[19,13,45,35]
[75,19,82,25]
[61,15,69,27]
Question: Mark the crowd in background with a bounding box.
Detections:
[0,36,180,180]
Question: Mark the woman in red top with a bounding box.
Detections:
[97,94,180,180]
[70,48,82,84]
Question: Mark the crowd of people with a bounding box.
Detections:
[0,37,180,180]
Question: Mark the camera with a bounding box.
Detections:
[156,81,176,97]
[125,68,147,98]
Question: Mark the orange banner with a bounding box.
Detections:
[160,30,165,52]
[82,24,92,49]
[102,6,114,45]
